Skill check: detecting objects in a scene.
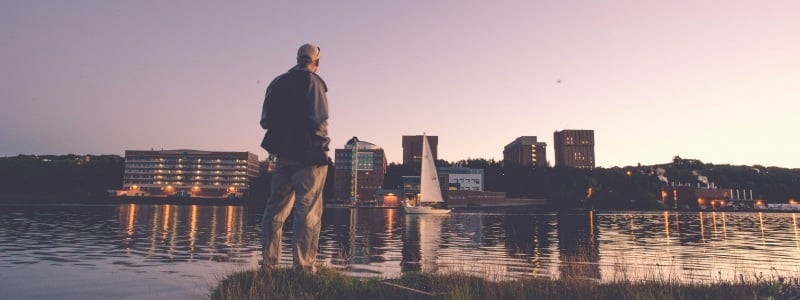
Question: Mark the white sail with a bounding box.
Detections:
[404,134,451,214]
[419,134,443,203]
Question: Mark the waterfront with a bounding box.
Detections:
[1,204,800,299]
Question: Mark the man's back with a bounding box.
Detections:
[260,67,329,165]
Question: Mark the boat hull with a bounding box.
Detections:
[403,205,452,214]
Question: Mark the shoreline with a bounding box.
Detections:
[1,196,798,213]
[210,267,795,300]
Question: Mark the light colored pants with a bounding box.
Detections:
[261,158,327,273]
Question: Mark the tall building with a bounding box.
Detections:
[553,130,595,169]
[402,135,438,165]
[123,149,260,198]
[503,136,547,167]
[334,137,388,203]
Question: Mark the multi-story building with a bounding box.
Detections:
[553,130,595,169]
[122,149,260,198]
[334,137,388,203]
[438,167,484,191]
[503,136,547,167]
[400,167,483,204]
[402,135,438,165]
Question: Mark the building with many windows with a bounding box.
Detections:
[439,167,484,191]
[402,135,438,165]
[503,136,547,167]
[553,130,595,169]
[122,149,260,198]
[334,137,388,203]
[400,167,483,204]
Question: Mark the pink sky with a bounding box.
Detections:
[2,1,799,168]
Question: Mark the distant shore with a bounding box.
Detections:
[3,196,798,214]
[0,195,252,207]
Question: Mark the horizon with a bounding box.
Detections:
[3,1,799,168]
[3,148,796,170]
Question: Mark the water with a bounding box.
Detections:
[1,204,800,299]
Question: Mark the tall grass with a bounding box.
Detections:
[211,266,793,300]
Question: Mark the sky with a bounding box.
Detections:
[2,1,799,168]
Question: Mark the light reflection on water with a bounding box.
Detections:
[1,204,800,299]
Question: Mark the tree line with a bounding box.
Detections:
[0,154,124,202]
[2,154,798,209]
[381,156,800,209]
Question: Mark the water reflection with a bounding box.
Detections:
[401,214,448,273]
[557,211,599,281]
[318,208,405,277]
[3,205,800,299]
[114,204,252,264]
[794,214,800,249]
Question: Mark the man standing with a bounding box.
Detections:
[259,43,330,274]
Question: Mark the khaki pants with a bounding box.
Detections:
[261,158,328,273]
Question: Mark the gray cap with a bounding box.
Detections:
[297,43,320,62]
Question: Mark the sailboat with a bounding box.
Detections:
[403,134,452,214]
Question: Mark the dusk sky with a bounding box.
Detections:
[2,1,799,168]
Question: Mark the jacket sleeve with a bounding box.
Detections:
[260,75,284,130]
[307,73,329,137]
[260,87,271,129]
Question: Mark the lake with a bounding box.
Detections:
[1,204,799,299]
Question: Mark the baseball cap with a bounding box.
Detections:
[297,43,320,62]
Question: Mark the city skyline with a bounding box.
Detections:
[3,1,799,168]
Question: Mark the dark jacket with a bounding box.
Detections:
[260,66,330,165]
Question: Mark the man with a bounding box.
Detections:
[259,43,330,274]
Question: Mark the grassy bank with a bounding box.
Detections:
[211,267,798,299]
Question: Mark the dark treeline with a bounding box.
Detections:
[384,156,800,210]
[3,154,799,209]
[0,154,124,202]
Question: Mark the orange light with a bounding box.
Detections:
[697,198,704,204]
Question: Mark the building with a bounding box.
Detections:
[375,189,403,207]
[401,176,437,204]
[402,135,438,165]
[446,190,507,207]
[503,136,547,167]
[445,190,548,208]
[122,149,260,198]
[661,182,758,210]
[401,167,483,203]
[553,130,595,169]
[334,137,388,203]
[438,167,484,191]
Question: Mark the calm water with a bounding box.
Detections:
[1,204,800,299]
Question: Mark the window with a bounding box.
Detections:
[357,152,373,170]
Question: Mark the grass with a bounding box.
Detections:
[210,266,798,300]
